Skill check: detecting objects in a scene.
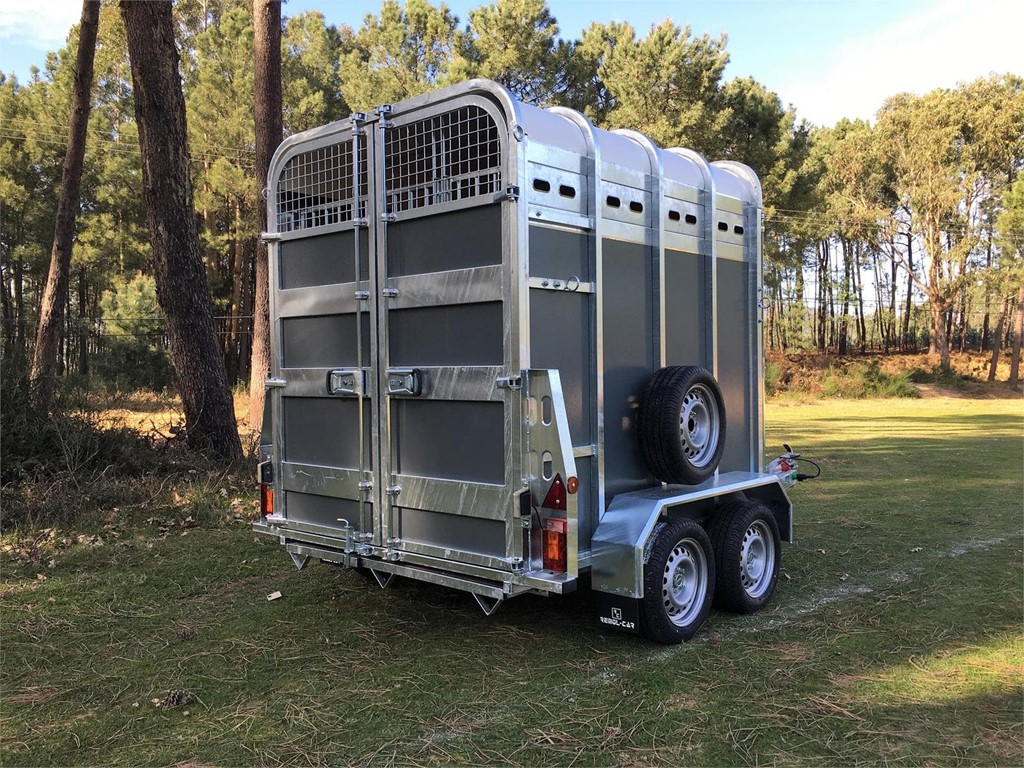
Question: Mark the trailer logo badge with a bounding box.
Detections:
[600,606,636,630]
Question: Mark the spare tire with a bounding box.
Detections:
[637,366,726,485]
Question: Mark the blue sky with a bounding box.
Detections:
[1,0,1020,126]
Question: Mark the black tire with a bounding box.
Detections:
[637,366,726,485]
[706,500,781,613]
[639,518,715,644]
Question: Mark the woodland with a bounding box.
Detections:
[1,0,1023,459]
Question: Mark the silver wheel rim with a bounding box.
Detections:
[662,537,708,627]
[678,383,720,468]
[739,520,775,599]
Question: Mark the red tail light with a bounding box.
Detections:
[260,483,274,520]
[542,517,567,572]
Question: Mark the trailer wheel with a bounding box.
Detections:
[638,366,726,485]
[707,500,780,613]
[640,518,715,644]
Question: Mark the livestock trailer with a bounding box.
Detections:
[253,79,794,643]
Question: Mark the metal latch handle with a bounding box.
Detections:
[386,368,423,397]
[327,369,365,397]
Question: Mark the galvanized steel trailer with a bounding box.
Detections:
[253,79,793,643]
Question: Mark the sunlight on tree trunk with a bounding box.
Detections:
[248,0,282,433]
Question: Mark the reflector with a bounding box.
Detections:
[542,473,567,510]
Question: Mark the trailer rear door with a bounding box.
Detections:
[375,98,520,572]
[269,95,523,575]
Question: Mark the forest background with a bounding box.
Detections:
[1,0,1022,445]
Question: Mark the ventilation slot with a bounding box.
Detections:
[685,213,698,225]
[668,210,680,222]
[629,201,643,213]
[559,184,576,199]
[533,179,551,193]
[606,196,621,208]
[734,225,745,235]
[717,221,728,231]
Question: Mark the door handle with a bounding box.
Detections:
[327,368,365,397]
[386,368,423,397]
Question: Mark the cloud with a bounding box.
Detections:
[779,0,1023,126]
[0,0,81,46]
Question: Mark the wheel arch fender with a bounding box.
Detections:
[591,472,793,601]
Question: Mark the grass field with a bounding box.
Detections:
[2,397,1022,766]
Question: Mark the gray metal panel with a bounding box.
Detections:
[285,492,363,529]
[388,302,503,366]
[282,397,371,468]
[387,205,502,276]
[392,399,505,484]
[280,231,369,289]
[281,313,371,369]
[394,474,507,520]
[398,507,506,557]
[528,224,590,280]
[601,239,655,501]
[664,249,706,367]
[528,288,591,441]
[716,258,752,473]
[389,265,503,309]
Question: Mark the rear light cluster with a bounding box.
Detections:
[258,461,274,522]
[260,483,274,521]
[540,472,577,573]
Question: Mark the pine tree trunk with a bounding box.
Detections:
[838,239,850,355]
[30,0,100,400]
[121,0,241,459]
[78,269,89,376]
[0,262,13,354]
[816,241,827,352]
[1010,283,1024,389]
[853,242,867,352]
[902,232,914,351]
[248,0,282,432]
[988,296,1008,382]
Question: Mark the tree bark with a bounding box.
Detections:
[902,231,914,351]
[121,0,241,459]
[30,0,100,400]
[988,296,1008,382]
[78,268,89,377]
[248,0,282,432]
[1010,282,1024,389]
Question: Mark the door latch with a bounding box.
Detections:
[327,369,365,397]
[386,368,423,397]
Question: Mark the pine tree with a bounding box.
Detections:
[120,0,241,459]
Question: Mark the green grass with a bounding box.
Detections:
[2,397,1022,766]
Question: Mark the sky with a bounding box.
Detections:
[0,0,1020,126]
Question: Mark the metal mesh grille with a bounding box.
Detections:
[276,141,368,232]
[385,106,501,214]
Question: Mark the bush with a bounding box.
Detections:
[0,359,163,529]
[94,273,175,392]
[820,361,918,398]
[764,359,783,396]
